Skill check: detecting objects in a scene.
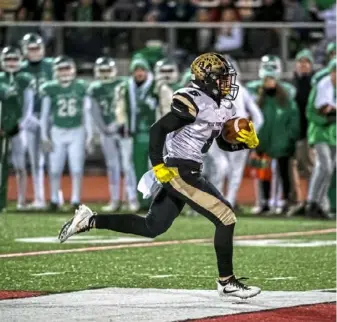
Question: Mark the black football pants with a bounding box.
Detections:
[95,160,237,277]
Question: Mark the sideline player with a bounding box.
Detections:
[58,53,261,299]
[87,57,125,212]
[0,47,34,209]
[21,33,54,209]
[40,56,93,210]
[205,59,263,209]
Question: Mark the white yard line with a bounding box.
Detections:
[0,228,335,259]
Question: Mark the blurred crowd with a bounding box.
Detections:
[0,0,335,60]
[0,28,334,219]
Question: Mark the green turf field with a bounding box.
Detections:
[0,211,335,294]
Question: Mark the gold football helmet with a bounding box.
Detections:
[190,53,239,102]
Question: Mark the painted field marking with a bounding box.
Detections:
[0,228,335,259]
[16,236,152,244]
[31,272,62,277]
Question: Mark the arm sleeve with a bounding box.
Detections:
[89,97,107,133]
[115,86,128,127]
[243,87,264,132]
[315,78,336,109]
[40,96,51,141]
[306,86,329,125]
[20,88,34,129]
[216,136,248,152]
[158,84,173,119]
[83,95,93,139]
[149,111,193,166]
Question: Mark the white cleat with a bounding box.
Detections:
[27,200,46,210]
[16,203,27,211]
[58,204,95,243]
[101,201,120,212]
[128,201,140,212]
[217,276,261,299]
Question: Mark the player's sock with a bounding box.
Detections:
[71,173,82,204]
[214,223,235,277]
[50,173,60,204]
[33,165,45,204]
[125,168,137,203]
[107,168,120,202]
[16,170,27,206]
[37,164,45,203]
[95,214,156,238]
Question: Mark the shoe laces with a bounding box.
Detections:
[227,276,250,290]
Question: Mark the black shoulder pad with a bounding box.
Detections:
[171,92,199,120]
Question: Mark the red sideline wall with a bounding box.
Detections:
[7,175,309,204]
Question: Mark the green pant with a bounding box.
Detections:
[133,132,151,209]
[0,136,9,212]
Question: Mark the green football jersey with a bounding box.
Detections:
[21,58,54,113]
[311,67,329,86]
[0,83,21,133]
[0,71,34,120]
[87,77,126,125]
[40,79,87,129]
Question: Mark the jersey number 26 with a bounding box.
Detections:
[57,98,77,117]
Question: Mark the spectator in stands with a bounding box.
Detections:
[0,9,5,48]
[254,0,284,21]
[66,0,104,59]
[6,7,37,47]
[290,49,315,205]
[166,0,197,21]
[194,8,214,53]
[143,0,169,21]
[39,0,56,55]
[214,7,243,56]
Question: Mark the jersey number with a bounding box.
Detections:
[57,98,77,117]
[100,99,113,116]
[201,130,220,154]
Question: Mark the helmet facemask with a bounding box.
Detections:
[94,65,117,83]
[25,43,45,62]
[1,54,22,73]
[155,65,179,84]
[54,62,76,87]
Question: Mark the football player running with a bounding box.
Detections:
[58,53,261,299]
[40,56,93,210]
[21,33,54,209]
[0,47,34,210]
[87,57,125,212]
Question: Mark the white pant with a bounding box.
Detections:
[11,131,27,171]
[100,133,121,202]
[119,137,137,203]
[26,127,45,204]
[49,126,86,204]
[204,143,249,207]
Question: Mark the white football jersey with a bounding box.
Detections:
[165,87,236,164]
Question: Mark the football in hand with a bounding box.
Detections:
[222,117,251,144]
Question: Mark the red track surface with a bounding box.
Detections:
[0,290,45,300]
[189,303,336,322]
[6,175,309,204]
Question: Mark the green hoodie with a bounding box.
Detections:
[246,80,300,158]
[306,82,336,146]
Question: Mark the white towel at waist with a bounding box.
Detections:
[137,169,162,199]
